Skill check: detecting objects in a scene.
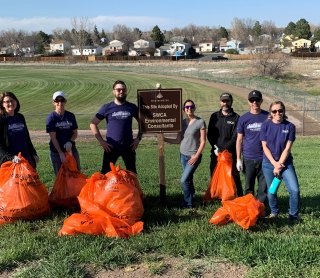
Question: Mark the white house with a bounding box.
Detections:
[220,39,244,52]
[103,40,127,55]
[168,42,191,56]
[315,41,320,52]
[133,39,156,49]
[49,40,71,53]
[71,45,103,56]
[197,41,215,53]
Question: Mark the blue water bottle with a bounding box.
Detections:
[268,175,282,195]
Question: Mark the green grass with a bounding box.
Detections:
[0,64,249,131]
[0,137,319,277]
[0,64,319,277]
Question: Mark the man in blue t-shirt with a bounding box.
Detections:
[90,80,142,174]
[236,90,268,202]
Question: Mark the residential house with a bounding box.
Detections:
[197,41,215,53]
[168,42,191,56]
[71,45,103,56]
[315,41,320,52]
[292,38,311,51]
[102,40,128,55]
[154,44,171,56]
[220,39,244,52]
[0,47,14,56]
[49,40,71,54]
[133,39,156,49]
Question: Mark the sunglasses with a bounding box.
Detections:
[114,88,126,93]
[249,98,261,103]
[54,98,66,103]
[271,109,284,114]
[184,105,195,109]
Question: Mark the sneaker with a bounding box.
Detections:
[288,215,300,223]
[266,213,278,219]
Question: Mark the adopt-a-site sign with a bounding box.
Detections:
[137,88,182,133]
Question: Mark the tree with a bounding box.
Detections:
[312,27,320,42]
[230,17,255,46]
[252,52,291,79]
[284,22,296,36]
[218,27,229,40]
[132,28,142,41]
[70,17,93,56]
[294,18,311,39]
[252,21,262,42]
[92,25,101,44]
[150,25,165,48]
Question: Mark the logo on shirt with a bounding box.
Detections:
[56,121,72,129]
[8,123,25,132]
[227,120,235,125]
[282,129,289,134]
[112,111,131,119]
[247,122,262,131]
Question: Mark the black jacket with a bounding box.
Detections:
[0,113,37,166]
[207,108,239,155]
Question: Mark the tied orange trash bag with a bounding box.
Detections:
[49,153,86,209]
[59,163,144,238]
[209,194,265,229]
[0,153,50,224]
[203,150,237,202]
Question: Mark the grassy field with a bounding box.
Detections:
[0,137,319,277]
[0,64,319,277]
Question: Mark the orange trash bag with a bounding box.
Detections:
[49,153,86,209]
[0,153,50,224]
[203,150,237,202]
[209,194,265,229]
[59,163,144,238]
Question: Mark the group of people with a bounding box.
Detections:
[164,89,300,221]
[0,81,300,221]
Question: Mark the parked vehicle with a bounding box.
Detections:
[212,55,228,61]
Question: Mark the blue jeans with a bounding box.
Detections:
[262,160,300,218]
[50,148,80,176]
[180,153,202,208]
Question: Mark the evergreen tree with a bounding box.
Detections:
[294,18,311,39]
[150,25,165,48]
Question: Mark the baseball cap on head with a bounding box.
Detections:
[220,92,233,101]
[52,91,66,100]
[248,90,262,100]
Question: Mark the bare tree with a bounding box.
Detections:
[70,17,93,56]
[230,17,255,46]
[252,52,291,78]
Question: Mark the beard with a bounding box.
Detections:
[222,104,231,112]
[116,94,127,103]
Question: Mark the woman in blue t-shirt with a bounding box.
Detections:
[46,91,80,175]
[0,92,38,168]
[260,101,300,221]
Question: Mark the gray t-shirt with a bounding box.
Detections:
[180,117,206,156]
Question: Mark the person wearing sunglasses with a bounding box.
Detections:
[90,80,142,174]
[164,99,206,208]
[236,90,269,203]
[0,91,39,168]
[260,101,300,221]
[207,92,243,197]
[46,91,80,175]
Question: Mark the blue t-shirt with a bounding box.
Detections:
[7,115,33,164]
[46,110,78,152]
[96,101,138,148]
[236,110,268,160]
[260,119,296,163]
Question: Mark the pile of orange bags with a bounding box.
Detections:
[59,163,144,238]
[209,194,265,229]
[0,154,50,224]
[49,153,86,209]
[203,150,237,202]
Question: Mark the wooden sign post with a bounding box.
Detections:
[137,88,182,203]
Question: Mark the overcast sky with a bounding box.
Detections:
[0,0,319,33]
